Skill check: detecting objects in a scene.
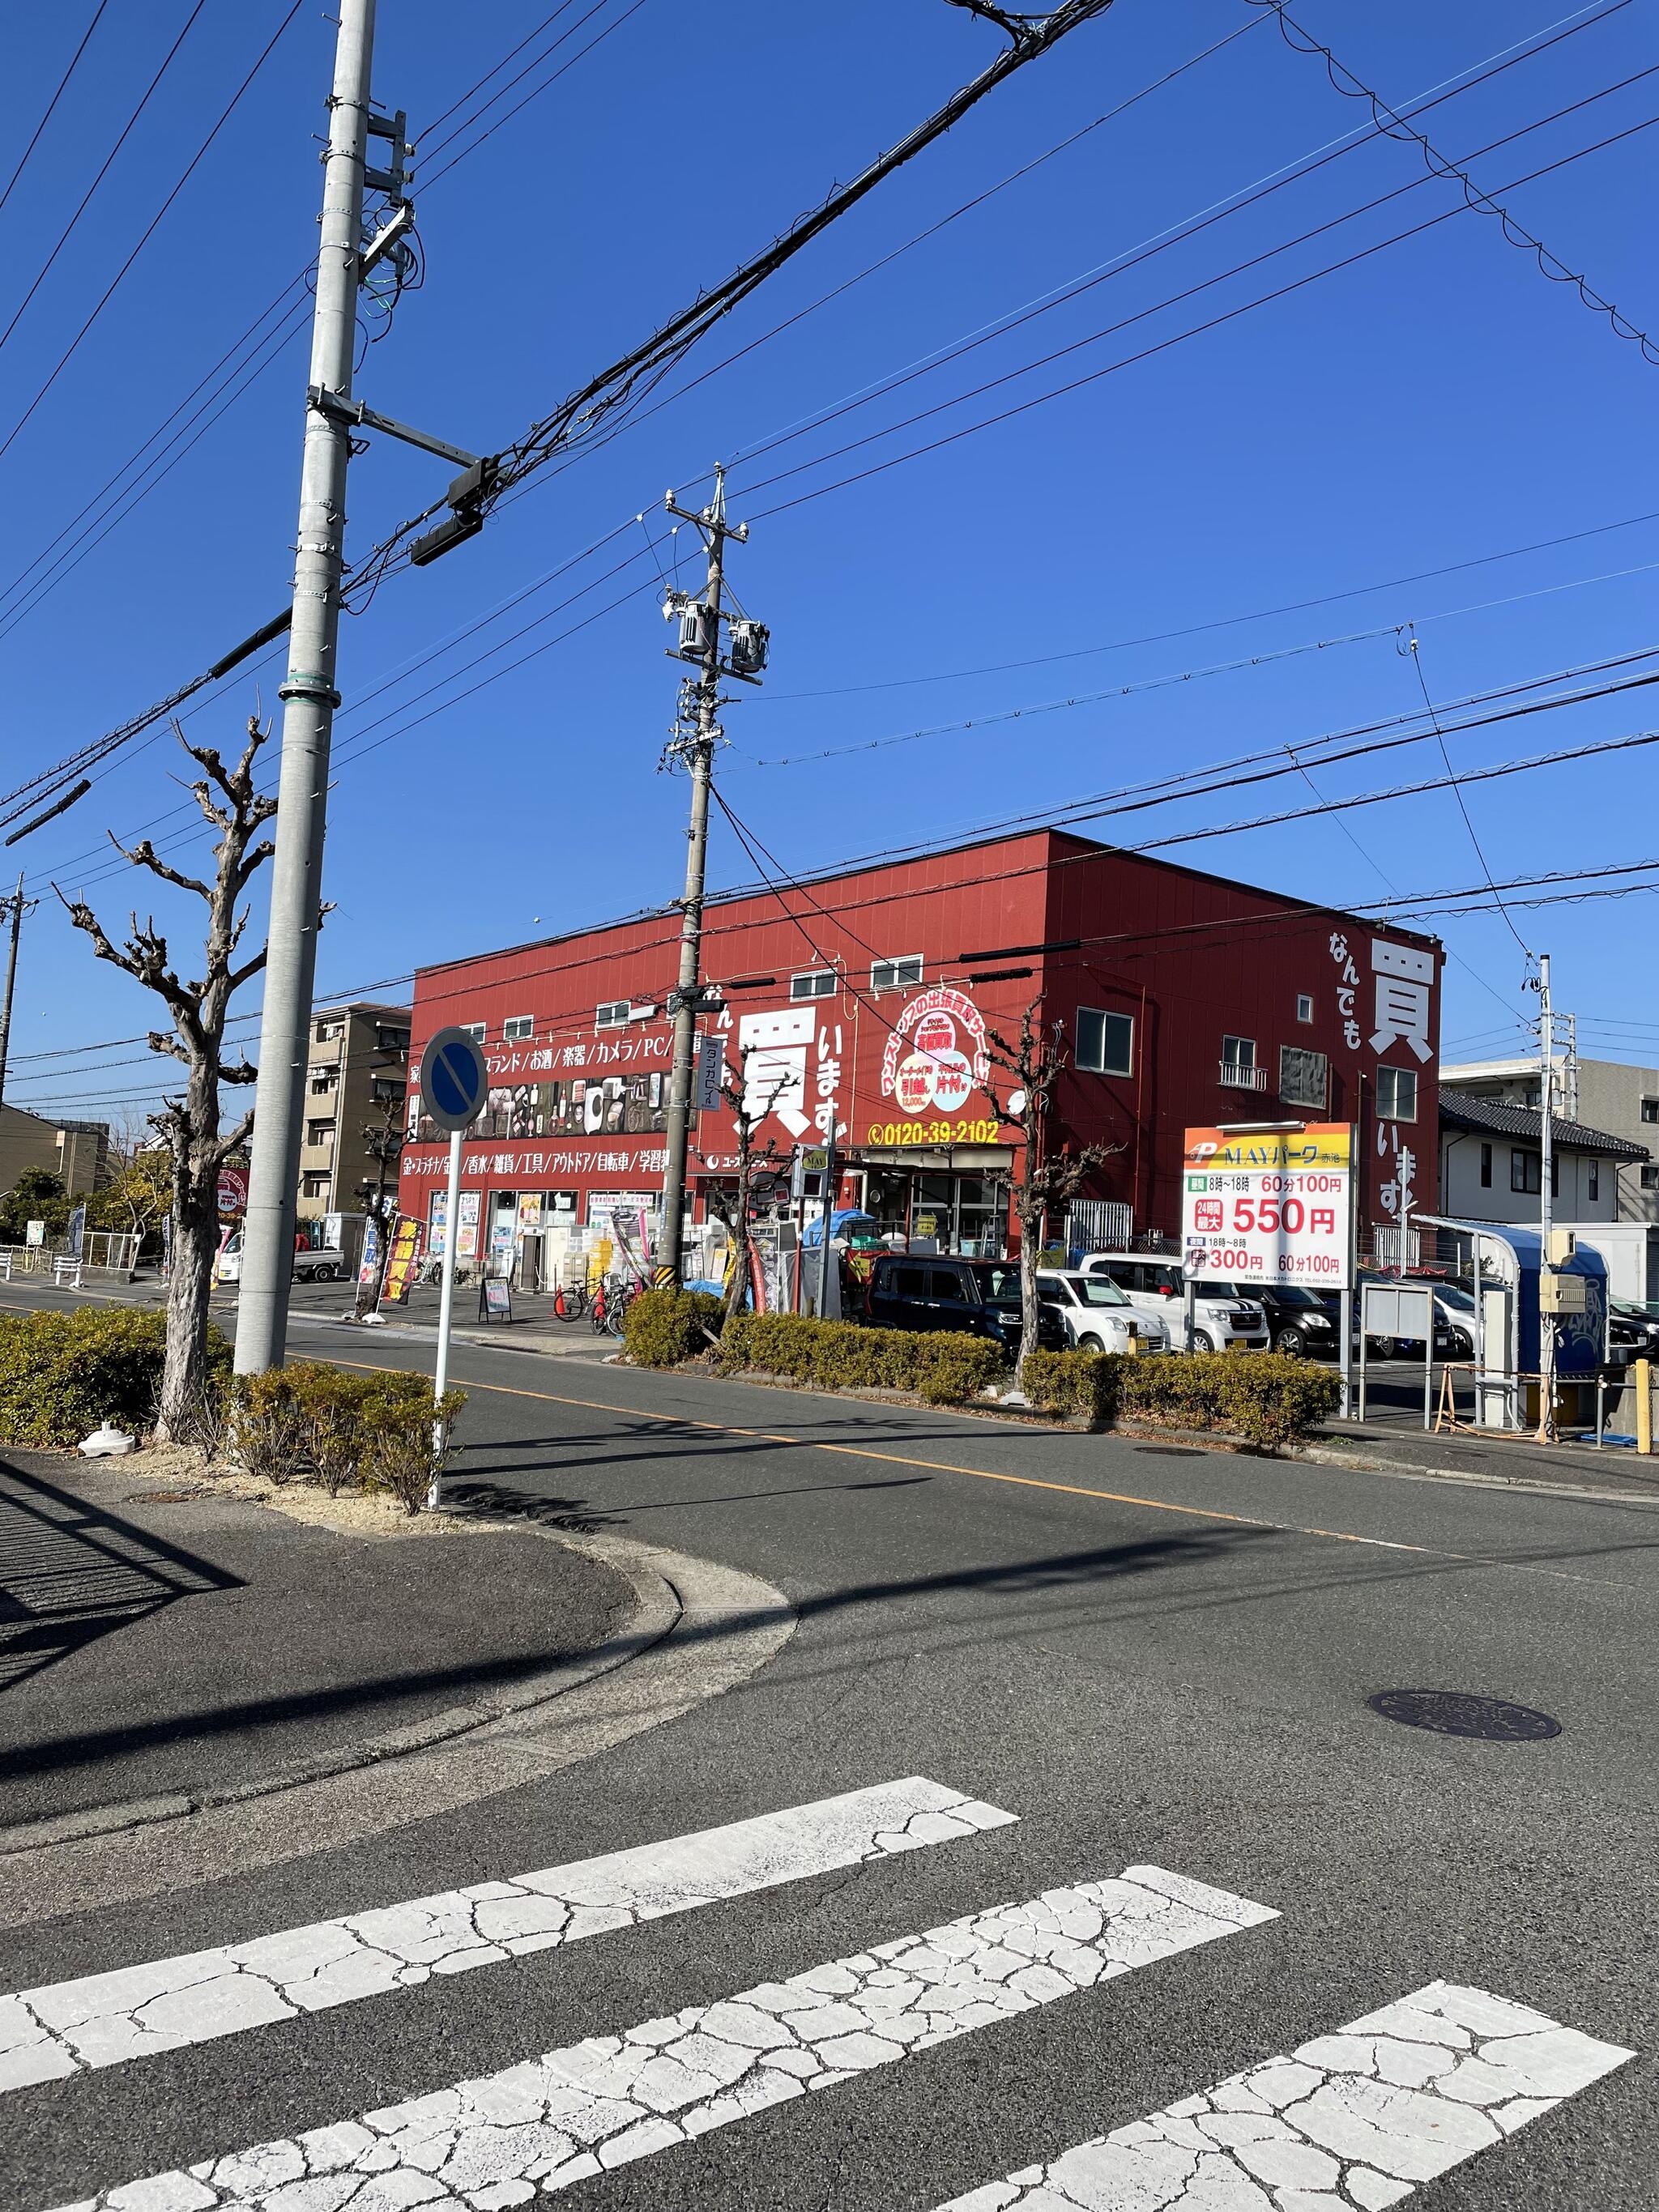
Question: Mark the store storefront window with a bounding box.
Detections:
[859,1166,1009,1255]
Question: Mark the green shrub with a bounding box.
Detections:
[1020,1346,1339,1447]
[0,1306,231,1448]
[623,1287,726,1368]
[714,1312,1005,1405]
[232,1362,465,1512]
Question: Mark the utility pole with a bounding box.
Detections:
[1537,951,1556,1443]
[236,1,378,1375]
[657,468,767,1281]
[0,875,26,1110]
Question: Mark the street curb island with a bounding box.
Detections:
[0,1523,787,1862]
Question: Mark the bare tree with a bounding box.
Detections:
[353,1094,406,1317]
[701,1048,784,1319]
[985,1004,1120,1367]
[58,717,277,1439]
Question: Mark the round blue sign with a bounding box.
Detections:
[419,1026,488,1134]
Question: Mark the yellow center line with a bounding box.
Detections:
[321,1353,1633,1583]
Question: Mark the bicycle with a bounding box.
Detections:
[552,1276,588,1323]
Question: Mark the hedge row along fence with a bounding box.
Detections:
[1021,1347,1340,1448]
[0,1307,462,1513]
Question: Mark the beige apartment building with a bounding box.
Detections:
[296,1002,411,1219]
[0,1106,111,1199]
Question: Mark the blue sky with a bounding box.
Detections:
[1,0,1656,1128]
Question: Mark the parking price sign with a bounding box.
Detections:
[1181,1123,1354,1289]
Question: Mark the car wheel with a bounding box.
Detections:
[1451,1328,1472,1358]
[1273,1327,1305,1357]
[1076,1333,1104,1353]
[1192,1329,1214,1354]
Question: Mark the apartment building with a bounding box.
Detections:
[0,1106,110,1198]
[1440,1054,1659,1221]
[297,1002,411,1218]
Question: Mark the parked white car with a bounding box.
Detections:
[1077,1251,1269,1352]
[1036,1270,1170,1354]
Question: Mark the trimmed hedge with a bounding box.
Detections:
[714,1311,1006,1406]
[0,1306,231,1448]
[1021,1347,1339,1449]
[622,1287,727,1369]
[232,1363,466,1514]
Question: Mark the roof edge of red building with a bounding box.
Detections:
[411,825,1441,982]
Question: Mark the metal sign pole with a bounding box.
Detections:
[429,1126,463,1508]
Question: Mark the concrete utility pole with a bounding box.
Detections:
[0,875,25,1109]
[236,0,377,1375]
[1537,951,1556,1443]
[657,468,766,1281]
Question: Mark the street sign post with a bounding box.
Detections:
[418,1026,488,1502]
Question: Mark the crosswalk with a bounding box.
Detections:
[6,1777,1632,2211]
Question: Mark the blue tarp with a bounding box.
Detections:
[800,1208,876,1248]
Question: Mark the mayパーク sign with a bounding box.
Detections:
[1180,1123,1354,1289]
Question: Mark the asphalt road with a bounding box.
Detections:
[4,1308,1657,2208]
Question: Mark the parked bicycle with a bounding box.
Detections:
[552,1276,589,1323]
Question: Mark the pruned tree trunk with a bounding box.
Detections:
[58,717,277,1442]
[986,1004,1121,1370]
[702,1046,783,1320]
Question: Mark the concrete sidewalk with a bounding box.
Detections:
[1308,1413,1659,1502]
[0,1452,636,1839]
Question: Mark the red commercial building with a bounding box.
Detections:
[399,829,1441,1282]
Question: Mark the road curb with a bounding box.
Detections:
[1293,1439,1659,1509]
[0,1524,681,1860]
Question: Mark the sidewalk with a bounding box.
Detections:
[1306,1415,1659,1504]
[0,1450,638,1839]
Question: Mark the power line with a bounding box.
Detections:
[0,0,207,362]
[1405,624,1533,961]
[0,0,308,463]
[418,0,652,185]
[1250,0,1659,362]
[740,113,1659,522]
[0,2,110,222]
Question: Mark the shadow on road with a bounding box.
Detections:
[0,1459,241,1698]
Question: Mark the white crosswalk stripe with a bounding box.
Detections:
[931,1980,1633,2210]
[36,1866,1275,2211]
[0,1776,1013,2094]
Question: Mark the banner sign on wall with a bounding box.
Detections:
[1181,1123,1354,1289]
[880,988,991,1116]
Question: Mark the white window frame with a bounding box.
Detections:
[1222,1035,1256,1072]
[595,1000,629,1030]
[870,954,923,993]
[1295,992,1314,1024]
[459,1022,486,1044]
[502,1014,534,1042]
[789,969,838,1003]
[1377,1065,1418,1122]
[1075,1007,1134,1076]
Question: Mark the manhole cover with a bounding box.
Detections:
[1134,1445,1204,1459]
[1367,1689,1561,1741]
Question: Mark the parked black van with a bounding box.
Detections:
[864,1254,1065,1353]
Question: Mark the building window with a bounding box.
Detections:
[309,1068,335,1097]
[503,1015,534,1042]
[1642,1165,1658,1191]
[1295,992,1314,1024]
[1589,1158,1600,1202]
[459,1022,485,1043]
[870,955,923,992]
[1076,1008,1133,1076]
[301,1174,330,1201]
[1512,1149,1542,1196]
[1644,1098,1659,1124]
[1551,1153,1561,1199]
[1219,1036,1264,1089]
[370,1076,403,1104]
[595,1000,629,1029]
[790,969,837,1003]
[1377,1066,1418,1122]
[314,1019,342,1043]
[306,1119,334,1147]
[374,1024,410,1053]
[1480,1142,1492,1188]
[1278,1044,1328,1109]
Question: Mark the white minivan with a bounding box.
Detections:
[1077,1251,1269,1353]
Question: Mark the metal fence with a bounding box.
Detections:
[1064,1201,1132,1257]
[0,1230,140,1279]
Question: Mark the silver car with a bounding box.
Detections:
[1037,1270,1170,1354]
